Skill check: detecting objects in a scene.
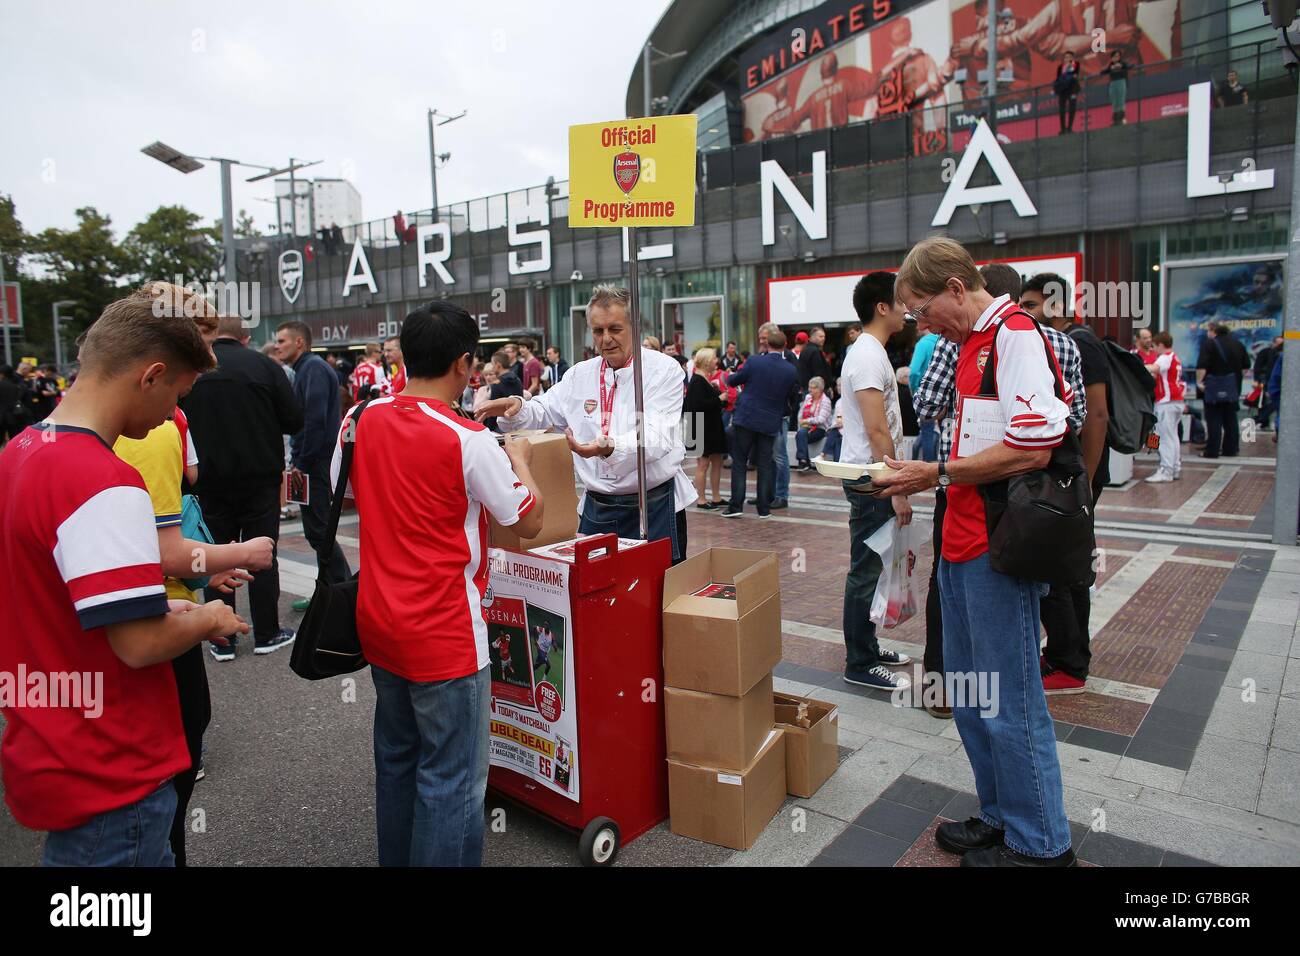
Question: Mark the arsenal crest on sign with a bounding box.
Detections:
[278,249,303,305]
[613,151,640,195]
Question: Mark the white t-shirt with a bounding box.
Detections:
[837,333,903,466]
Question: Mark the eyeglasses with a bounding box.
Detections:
[904,284,948,325]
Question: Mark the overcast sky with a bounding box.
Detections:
[1,0,671,238]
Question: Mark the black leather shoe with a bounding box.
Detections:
[935,817,1004,855]
[961,844,1075,867]
[771,498,788,509]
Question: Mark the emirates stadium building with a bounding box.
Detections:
[249,0,1295,375]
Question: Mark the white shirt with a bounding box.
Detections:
[837,333,903,466]
[499,347,696,512]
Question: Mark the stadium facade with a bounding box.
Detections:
[249,0,1294,368]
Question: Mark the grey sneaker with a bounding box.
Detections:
[209,638,236,663]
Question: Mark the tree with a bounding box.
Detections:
[235,208,259,239]
[28,206,128,342]
[121,204,220,287]
[0,194,24,278]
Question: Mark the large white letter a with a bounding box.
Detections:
[931,120,1038,227]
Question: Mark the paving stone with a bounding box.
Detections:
[879,775,959,814]
[725,806,846,867]
[853,798,935,844]
[812,822,911,867]
[1161,851,1218,867]
[1123,736,1196,771]
[1179,733,1266,812]
[1134,785,1300,850]
[1259,749,1300,827]
[1251,596,1300,626]
[799,737,925,823]
[1222,649,1287,696]
[834,711,963,756]
[1077,830,1165,867]
[1283,656,1300,698]
[1055,740,1122,777]
[1270,697,1300,753]
[906,752,978,796]
[1202,685,1279,744]
[1066,726,1131,756]
[1100,798,1300,867]
[1113,756,1187,793]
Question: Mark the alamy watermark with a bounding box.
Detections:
[0,666,103,718]
[149,275,261,328]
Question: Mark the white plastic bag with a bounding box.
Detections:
[866,516,931,628]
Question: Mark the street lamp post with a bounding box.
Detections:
[142,142,321,283]
[427,109,466,221]
[0,246,11,366]
[51,300,76,372]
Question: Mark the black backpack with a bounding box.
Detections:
[1070,330,1156,455]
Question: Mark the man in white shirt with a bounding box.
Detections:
[476,284,695,562]
[837,271,914,692]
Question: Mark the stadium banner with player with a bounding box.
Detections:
[485,549,579,802]
[1164,255,1284,381]
[767,253,1082,327]
[568,114,698,228]
[739,0,1183,156]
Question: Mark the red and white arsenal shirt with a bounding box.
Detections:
[331,396,535,682]
[1152,352,1185,404]
[0,424,187,831]
[944,296,1072,564]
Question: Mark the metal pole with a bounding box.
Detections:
[643,42,652,119]
[289,158,299,239]
[986,0,998,129]
[1272,93,1300,545]
[428,109,439,220]
[52,303,61,372]
[219,159,237,282]
[626,224,649,539]
[0,249,11,366]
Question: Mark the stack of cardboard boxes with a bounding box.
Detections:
[662,548,839,850]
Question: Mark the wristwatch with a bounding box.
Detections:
[937,461,951,488]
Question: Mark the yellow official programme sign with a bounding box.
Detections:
[568,114,698,228]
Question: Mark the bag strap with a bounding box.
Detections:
[978,308,1067,403]
[1210,336,1228,368]
[321,400,369,580]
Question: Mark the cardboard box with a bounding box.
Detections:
[665,673,774,771]
[667,728,786,851]
[774,692,839,798]
[662,548,782,696]
[488,432,579,551]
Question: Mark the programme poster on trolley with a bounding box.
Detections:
[485,549,578,802]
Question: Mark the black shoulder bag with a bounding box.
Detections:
[289,401,370,680]
[978,315,1097,588]
[1202,337,1239,405]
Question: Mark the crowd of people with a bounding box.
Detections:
[0,228,1280,870]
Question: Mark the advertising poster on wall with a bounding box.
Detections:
[740,0,1184,155]
[1165,256,1285,385]
[485,550,579,802]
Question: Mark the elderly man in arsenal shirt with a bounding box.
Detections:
[476,284,695,563]
[872,237,1075,868]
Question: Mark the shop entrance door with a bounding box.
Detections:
[660,296,726,358]
[570,306,588,363]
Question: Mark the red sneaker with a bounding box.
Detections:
[1042,669,1086,695]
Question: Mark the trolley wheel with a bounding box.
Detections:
[578,817,621,866]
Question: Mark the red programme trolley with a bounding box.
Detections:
[486,533,671,866]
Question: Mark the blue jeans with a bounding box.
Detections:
[914,420,938,462]
[795,426,826,464]
[730,425,775,515]
[822,428,842,462]
[580,483,686,563]
[938,552,1071,859]
[42,781,177,867]
[842,485,896,673]
[774,416,791,499]
[372,664,491,867]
